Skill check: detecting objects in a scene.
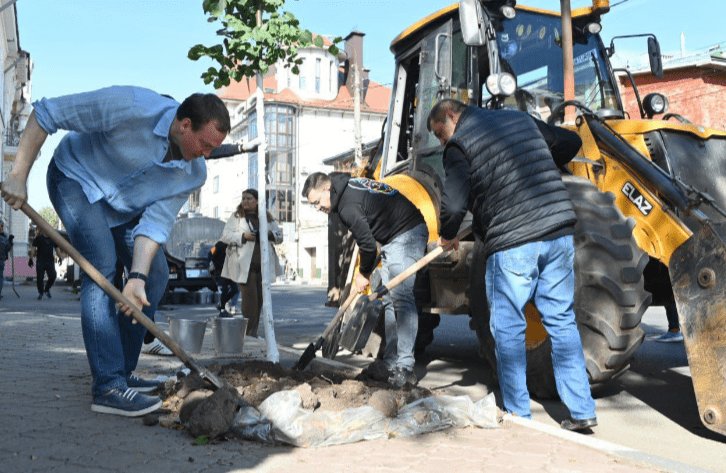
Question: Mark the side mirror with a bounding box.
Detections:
[648,36,663,78]
[459,0,486,46]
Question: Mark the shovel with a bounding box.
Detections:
[19,201,228,391]
[294,280,360,371]
[295,225,472,370]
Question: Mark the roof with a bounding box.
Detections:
[218,73,390,114]
[624,47,726,76]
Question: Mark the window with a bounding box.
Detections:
[315,58,321,93]
[329,60,335,92]
[213,206,219,219]
[299,74,306,90]
[213,175,219,193]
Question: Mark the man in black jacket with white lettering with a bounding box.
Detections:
[428,98,596,432]
[303,172,428,388]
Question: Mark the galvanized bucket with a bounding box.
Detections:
[212,316,247,354]
[168,317,207,354]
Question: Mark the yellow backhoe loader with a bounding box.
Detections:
[325,0,726,436]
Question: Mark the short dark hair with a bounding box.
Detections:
[302,172,331,199]
[176,93,231,133]
[427,98,467,131]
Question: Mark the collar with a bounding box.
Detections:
[329,173,352,213]
[154,107,178,139]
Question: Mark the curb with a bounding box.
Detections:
[505,415,711,473]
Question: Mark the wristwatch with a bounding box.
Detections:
[127,272,148,282]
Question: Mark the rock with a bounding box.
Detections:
[185,386,239,438]
[369,390,398,418]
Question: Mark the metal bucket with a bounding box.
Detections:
[168,318,207,354]
[212,317,247,354]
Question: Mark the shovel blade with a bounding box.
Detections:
[340,297,383,353]
[669,222,726,437]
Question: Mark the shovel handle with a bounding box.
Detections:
[18,201,225,389]
[370,225,472,300]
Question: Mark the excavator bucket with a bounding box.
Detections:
[669,222,726,436]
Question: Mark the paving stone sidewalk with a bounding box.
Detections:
[0,282,665,472]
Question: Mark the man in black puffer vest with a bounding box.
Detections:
[303,172,428,389]
[428,99,597,432]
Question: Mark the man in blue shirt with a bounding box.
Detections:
[1,86,230,417]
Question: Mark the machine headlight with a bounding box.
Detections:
[500,5,516,19]
[586,22,602,34]
[643,92,669,117]
[485,73,517,97]
[499,73,517,96]
[486,74,501,95]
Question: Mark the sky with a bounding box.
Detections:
[15,0,725,210]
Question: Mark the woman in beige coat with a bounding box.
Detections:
[220,189,283,336]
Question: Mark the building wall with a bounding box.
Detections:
[276,47,339,102]
[1,5,33,279]
[294,107,385,283]
[619,66,726,130]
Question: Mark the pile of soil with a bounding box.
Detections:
[158,361,433,438]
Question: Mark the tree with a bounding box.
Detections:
[38,207,59,229]
[189,0,340,89]
[189,0,340,362]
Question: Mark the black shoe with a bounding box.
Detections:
[37,294,43,300]
[45,291,51,299]
[388,367,418,389]
[561,417,598,432]
[357,360,392,382]
[218,309,232,318]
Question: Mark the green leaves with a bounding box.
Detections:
[190,0,343,87]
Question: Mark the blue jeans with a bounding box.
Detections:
[485,235,595,420]
[380,223,428,371]
[47,160,168,397]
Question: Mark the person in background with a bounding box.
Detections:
[30,228,57,300]
[220,189,283,337]
[0,221,14,300]
[208,240,240,318]
[302,172,428,389]
[428,98,596,432]
[0,86,229,417]
[655,302,683,343]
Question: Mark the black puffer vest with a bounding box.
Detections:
[448,107,576,256]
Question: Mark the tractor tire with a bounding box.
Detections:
[469,176,651,398]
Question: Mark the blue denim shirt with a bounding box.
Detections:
[33,86,207,244]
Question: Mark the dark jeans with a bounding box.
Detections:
[47,159,168,397]
[665,302,680,331]
[36,259,57,294]
[214,275,239,308]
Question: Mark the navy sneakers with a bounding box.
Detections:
[91,388,162,417]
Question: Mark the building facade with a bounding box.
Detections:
[198,32,390,283]
[618,45,726,130]
[1,2,32,279]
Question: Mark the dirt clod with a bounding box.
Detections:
[185,385,239,438]
[369,390,398,417]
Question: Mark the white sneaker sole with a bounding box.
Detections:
[91,399,162,417]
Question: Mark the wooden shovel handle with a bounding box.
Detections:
[370,225,472,300]
[19,201,225,388]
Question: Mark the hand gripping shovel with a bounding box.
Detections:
[295,225,472,371]
[20,201,228,391]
